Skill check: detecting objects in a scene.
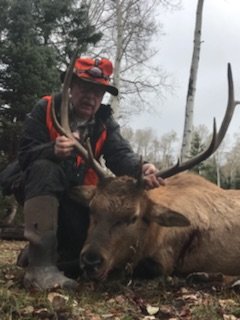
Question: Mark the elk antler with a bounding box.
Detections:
[157,63,240,179]
[51,51,110,179]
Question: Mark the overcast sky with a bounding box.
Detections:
[129,0,240,146]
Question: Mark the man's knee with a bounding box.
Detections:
[24,159,67,199]
[29,159,60,176]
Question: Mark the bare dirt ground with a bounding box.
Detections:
[0,240,240,320]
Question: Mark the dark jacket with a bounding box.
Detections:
[18,93,141,181]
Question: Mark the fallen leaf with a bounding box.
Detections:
[87,315,101,320]
[219,299,238,308]
[34,308,52,318]
[48,292,69,303]
[146,304,160,315]
[115,295,126,304]
[223,315,237,320]
[159,305,173,315]
[20,305,34,315]
[182,293,199,302]
[48,292,69,311]
[102,314,115,318]
[179,307,191,318]
[71,299,79,307]
[180,287,189,294]
[4,273,15,280]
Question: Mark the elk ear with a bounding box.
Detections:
[149,205,190,227]
[69,185,96,206]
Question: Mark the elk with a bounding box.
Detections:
[52,55,240,281]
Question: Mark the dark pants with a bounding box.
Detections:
[24,159,69,200]
[24,159,90,276]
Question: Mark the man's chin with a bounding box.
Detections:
[78,107,94,119]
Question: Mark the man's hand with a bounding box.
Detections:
[142,163,165,190]
[54,135,76,158]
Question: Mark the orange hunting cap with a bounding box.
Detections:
[72,57,118,96]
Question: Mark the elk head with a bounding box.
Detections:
[52,55,240,280]
[70,176,190,280]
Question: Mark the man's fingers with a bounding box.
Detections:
[143,174,165,190]
[157,176,165,186]
[56,135,75,144]
[54,135,76,157]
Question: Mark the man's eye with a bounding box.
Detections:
[96,89,105,96]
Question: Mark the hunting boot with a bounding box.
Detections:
[23,195,78,291]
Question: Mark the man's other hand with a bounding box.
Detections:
[142,163,165,190]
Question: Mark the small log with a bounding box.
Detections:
[0,224,24,240]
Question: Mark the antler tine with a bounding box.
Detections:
[60,50,78,134]
[51,92,90,160]
[212,63,240,152]
[51,51,110,179]
[157,120,217,179]
[51,49,79,140]
[51,50,89,159]
[86,138,109,179]
[157,159,180,180]
[156,63,240,180]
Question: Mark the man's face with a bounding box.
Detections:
[70,78,105,120]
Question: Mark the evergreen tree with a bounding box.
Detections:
[189,130,206,174]
[0,0,101,163]
[201,158,217,184]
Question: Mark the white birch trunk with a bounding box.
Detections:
[108,0,123,118]
[180,0,204,161]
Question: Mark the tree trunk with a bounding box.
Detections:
[180,0,205,161]
[2,201,18,225]
[108,0,123,118]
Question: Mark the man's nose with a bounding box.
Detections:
[84,88,96,97]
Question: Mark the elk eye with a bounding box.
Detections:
[129,216,137,224]
[112,216,137,228]
[112,220,124,228]
[142,216,150,225]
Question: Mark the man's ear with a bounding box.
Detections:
[69,185,96,207]
[147,204,190,227]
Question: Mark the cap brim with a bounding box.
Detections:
[105,85,118,96]
[78,77,118,96]
[60,72,118,96]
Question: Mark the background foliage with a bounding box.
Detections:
[0,0,239,206]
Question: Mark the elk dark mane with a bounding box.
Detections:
[97,176,143,197]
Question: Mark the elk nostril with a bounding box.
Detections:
[81,251,103,269]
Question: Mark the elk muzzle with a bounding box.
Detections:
[80,249,107,280]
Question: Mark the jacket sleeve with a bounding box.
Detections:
[102,117,141,177]
[18,98,60,170]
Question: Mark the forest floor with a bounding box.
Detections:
[0,240,240,320]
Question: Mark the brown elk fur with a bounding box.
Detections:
[77,172,240,280]
[147,173,240,275]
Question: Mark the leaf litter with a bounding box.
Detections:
[0,240,240,319]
